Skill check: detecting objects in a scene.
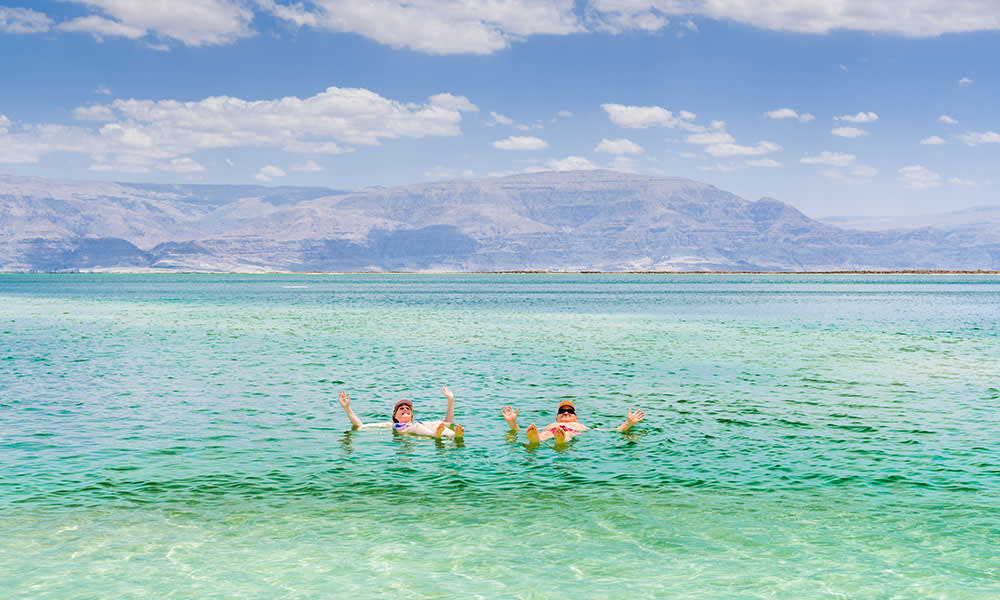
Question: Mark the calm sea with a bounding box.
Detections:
[2,274,998,599]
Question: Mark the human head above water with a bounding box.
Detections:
[556,399,577,422]
[392,399,413,424]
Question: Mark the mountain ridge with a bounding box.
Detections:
[2,170,998,272]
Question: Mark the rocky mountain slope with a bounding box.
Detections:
[1,171,997,271]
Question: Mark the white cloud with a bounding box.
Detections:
[547,156,597,171]
[485,111,539,131]
[958,77,974,86]
[587,4,669,33]
[584,1,1000,37]
[492,136,548,150]
[0,87,477,172]
[958,131,1000,145]
[681,128,777,157]
[835,111,878,123]
[949,177,975,186]
[920,136,946,145]
[602,103,698,130]
[161,157,205,172]
[820,164,877,183]
[939,115,959,125]
[62,0,255,46]
[262,0,581,55]
[486,111,515,127]
[0,115,10,134]
[899,165,941,189]
[57,15,146,40]
[0,7,52,33]
[747,158,781,168]
[95,84,113,96]
[704,140,779,157]
[292,160,324,172]
[594,138,644,155]
[801,151,855,167]
[255,165,286,182]
[556,110,573,118]
[831,126,868,138]
[766,108,814,122]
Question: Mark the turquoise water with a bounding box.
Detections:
[2,274,999,599]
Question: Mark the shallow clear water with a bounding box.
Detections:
[2,274,999,599]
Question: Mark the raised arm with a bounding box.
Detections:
[615,408,645,433]
[443,386,455,424]
[338,391,364,428]
[502,406,520,432]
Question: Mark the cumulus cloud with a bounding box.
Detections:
[57,15,146,40]
[605,104,778,158]
[835,111,879,123]
[0,7,52,33]
[939,115,959,125]
[957,131,1000,145]
[949,177,975,186]
[161,157,205,172]
[583,1,1000,37]
[594,138,644,155]
[959,77,974,86]
[486,112,515,127]
[546,156,597,171]
[492,136,548,150]
[262,0,581,55]
[831,126,868,138]
[801,151,855,167]
[602,103,698,130]
[686,130,778,157]
[556,110,573,118]
[920,136,945,145]
[255,165,286,182]
[820,164,877,183]
[898,165,941,189]
[0,87,477,172]
[59,0,255,46]
[766,108,814,122]
[746,158,781,168]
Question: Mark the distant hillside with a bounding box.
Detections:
[2,171,998,272]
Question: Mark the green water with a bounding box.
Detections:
[2,274,999,598]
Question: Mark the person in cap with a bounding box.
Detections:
[337,386,464,439]
[501,399,643,445]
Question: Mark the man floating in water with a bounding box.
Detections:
[337,386,465,440]
[501,400,644,445]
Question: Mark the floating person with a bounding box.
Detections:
[501,400,644,445]
[337,386,465,440]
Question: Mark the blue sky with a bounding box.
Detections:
[0,1,998,217]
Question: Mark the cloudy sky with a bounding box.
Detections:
[1,1,998,217]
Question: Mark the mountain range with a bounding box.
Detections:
[1,170,998,272]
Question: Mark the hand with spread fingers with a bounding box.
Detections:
[502,406,519,432]
[616,408,645,432]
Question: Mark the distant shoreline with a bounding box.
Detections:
[5,270,1000,275]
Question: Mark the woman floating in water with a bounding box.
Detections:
[502,400,644,445]
[337,386,465,440]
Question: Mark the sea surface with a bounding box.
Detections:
[2,274,998,599]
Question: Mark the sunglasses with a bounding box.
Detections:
[557,407,575,415]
